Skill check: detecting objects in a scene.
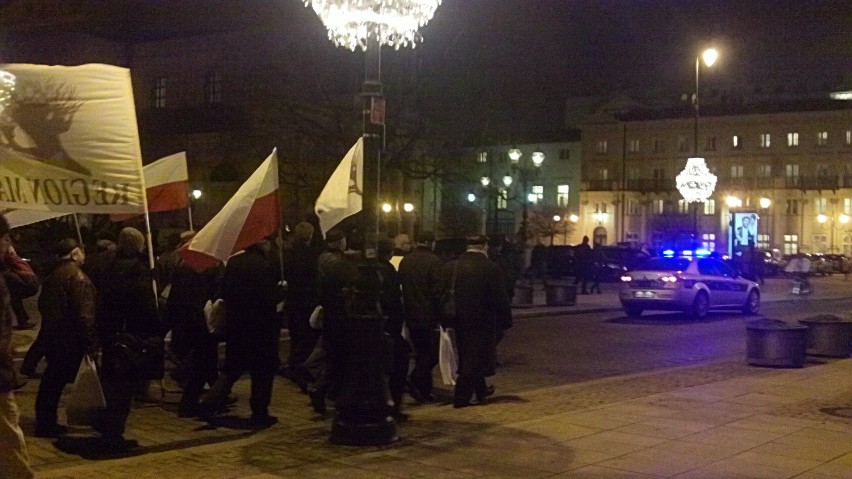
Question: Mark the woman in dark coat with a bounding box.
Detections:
[442,236,512,408]
[92,227,161,450]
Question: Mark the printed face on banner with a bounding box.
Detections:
[0,64,145,214]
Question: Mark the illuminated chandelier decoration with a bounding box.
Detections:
[0,70,15,113]
[303,0,442,51]
[676,157,717,203]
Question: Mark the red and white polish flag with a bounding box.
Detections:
[145,152,189,213]
[179,149,280,271]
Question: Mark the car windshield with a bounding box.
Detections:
[635,257,690,272]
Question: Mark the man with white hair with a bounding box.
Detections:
[34,238,97,438]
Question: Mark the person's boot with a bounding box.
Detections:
[308,386,327,414]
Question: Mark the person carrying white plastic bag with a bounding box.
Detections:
[438,326,458,386]
[65,355,106,426]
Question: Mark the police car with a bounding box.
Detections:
[619,250,761,318]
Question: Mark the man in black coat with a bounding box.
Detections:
[377,238,408,420]
[279,222,320,388]
[398,231,442,402]
[200,237,282,427]
[443,236,511,408]
[573,235,593,294]
[34,239,97,437]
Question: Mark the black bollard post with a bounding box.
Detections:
[329,260,398,445]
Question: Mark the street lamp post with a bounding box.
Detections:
[508,148,544,244]
[686,48,718,245]
[303,0,443,446]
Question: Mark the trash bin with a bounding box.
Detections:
[799,314,852,358]
[514,282,534,306]
[746,318,807,368]
[544,280,576,306]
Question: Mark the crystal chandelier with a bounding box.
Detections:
[0,70,15,113]
[676,157,717,203]
[303,0,442,51]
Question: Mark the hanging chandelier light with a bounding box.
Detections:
[676,157,717,203]
[303,0,443,51]
[0,70,15,113]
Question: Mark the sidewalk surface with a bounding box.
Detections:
[8,275,852,478]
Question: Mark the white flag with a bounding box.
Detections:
[315,138,363,235]
[0,64,146,214]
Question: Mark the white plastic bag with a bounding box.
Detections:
[65,356,106,426]
[309,305,324,329]
[204,298,227,334]
[438,326,458,386]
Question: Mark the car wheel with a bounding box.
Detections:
[742,289,760,315]
[690,291,709,319]
[624,306,643,317]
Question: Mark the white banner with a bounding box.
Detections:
[0,64,145,214]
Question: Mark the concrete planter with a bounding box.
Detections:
[513,282,534,306]
[798,314,852,358]
[746,318,807,368]
[544,281,576,306]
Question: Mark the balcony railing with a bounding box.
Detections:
[588,175,851,193]
[584,179,616,191]
[624,178,674,193]
[785,176,840,191]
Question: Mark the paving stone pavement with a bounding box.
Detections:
[9,275,852,478]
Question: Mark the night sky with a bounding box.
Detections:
[2,0,850,139]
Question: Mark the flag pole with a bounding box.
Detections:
[187,203,195,232]
[71,213,83,246]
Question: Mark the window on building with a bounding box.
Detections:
[153,76,167,108]
[844,234,852,256]
[844,198,851,215]
[598,168,609,180]
[626,232,640,243]
[816,164,830,176]
[701,233,715,251]
[558,148,570,160]
[757,233,770,250]
[731,165,744,178]
[704,199,716,215]
[813,234,828,254]
[786,199,799,215]
[628,139,640,153]
[816,131,828,146]
[814,197,827,215]
[627,166,640,179]
[652,199,664,215]
[846,130,851,146]
[204,71,222,104]
[705,137,716,151]
[653,138,663,152]
[477,152,487,163]
[678,137,688,152]
[786,164,799,178]
[651,233,664,250]
[531,185,544,204]
[760,133,771,148]
[627,200,640,215]
[595,202,608,214]
[596,140,608,154]
[677,199,689,214]
[497,190,507,209]
[787,132,799,147]
[732,135,742,149]
[556,184,570,207]
[757,164,772,177]
[652,168,665,179]
[783,234,799,255]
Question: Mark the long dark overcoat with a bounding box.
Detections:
[445,251,511,377]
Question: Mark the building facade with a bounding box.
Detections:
[466,138,582,246]
[579,102,852,255]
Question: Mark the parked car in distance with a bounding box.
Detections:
[619,255,761,319]
[546,245,650,282]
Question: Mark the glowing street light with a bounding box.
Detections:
[817,214,828,224]
[402,202,414,213]
[552,215,561,222]
[759,197,771,209]
[467,193,476,203]
[840,214,850,225]
[381,202,393,213]
[726,195,742,208]
[191,189,203,200]
[569,214,579,223]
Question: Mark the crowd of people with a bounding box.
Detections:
[0,213,517,478]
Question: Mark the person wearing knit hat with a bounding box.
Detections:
[33,238,97,439]
[91,226,160,450]
[0,213,35,477]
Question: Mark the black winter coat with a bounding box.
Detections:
[398,247,443,330]
[441,251,511,377]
